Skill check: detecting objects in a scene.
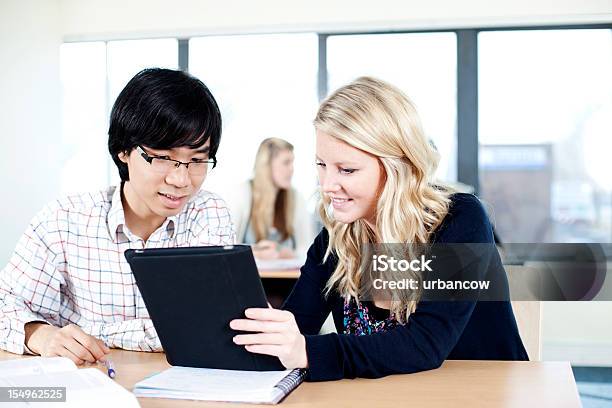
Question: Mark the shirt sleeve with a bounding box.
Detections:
[283,230,334,335]
[304,300,477,380]
[190,193,236,246]
[80,319,162,351]
[0,207,64,354]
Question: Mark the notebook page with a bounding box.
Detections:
[134,387,284,404]
[135,366,291,401]
[0,357,76,378]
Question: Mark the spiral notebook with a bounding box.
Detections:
[133,366,306,404]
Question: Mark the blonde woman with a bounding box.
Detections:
[226,138,314,260]
[230,77,527,380]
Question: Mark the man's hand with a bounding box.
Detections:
[24,322,110,365]
[230,308,308,369]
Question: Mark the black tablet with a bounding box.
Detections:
[124,245,285,371]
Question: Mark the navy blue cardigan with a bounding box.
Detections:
[282,193,528,381]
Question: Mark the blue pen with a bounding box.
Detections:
[100,358,116,379]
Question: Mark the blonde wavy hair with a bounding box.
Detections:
[314,77,452,323]
[250,138,295,243]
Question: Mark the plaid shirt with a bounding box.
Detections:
[0,185,234,354]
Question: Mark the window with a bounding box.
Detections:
[479,29,612,243]
[60,30,612,245]
[60,39,178,191]
[60,42,107,194]
[327,33,458,182]
[189,34,319,201]
[106,39,178,185]
[106,39,178,111]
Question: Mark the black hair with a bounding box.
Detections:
[108,68,222,181]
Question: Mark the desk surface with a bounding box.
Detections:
[0,350,581,407]
[258,269,301,279]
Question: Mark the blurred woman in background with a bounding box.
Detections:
[227,137,314,261]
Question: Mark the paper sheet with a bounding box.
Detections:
[0,356,76,378]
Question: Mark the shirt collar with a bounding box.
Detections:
[107,184,125,242]
[107,183,178,243]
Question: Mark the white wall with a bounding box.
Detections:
[59,0,612,41]
[0,0,63,265]
[543,302,612,365]
[542,265,612,365]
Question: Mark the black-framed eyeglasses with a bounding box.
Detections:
[136,145,216,176]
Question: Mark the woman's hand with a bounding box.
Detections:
[252,240,280,260]
[230,308,308,369]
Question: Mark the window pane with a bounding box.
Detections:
[105,39,179,184]
[107,39,178,105]
[189,34,319,201]
[479,29,612,243]
[327,33,458,182]
[60,42,108,193]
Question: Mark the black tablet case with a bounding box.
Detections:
[125,245,285,371]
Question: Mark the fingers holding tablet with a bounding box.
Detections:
[230,308,308,369]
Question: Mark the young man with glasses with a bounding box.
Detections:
[0,68,234,364]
